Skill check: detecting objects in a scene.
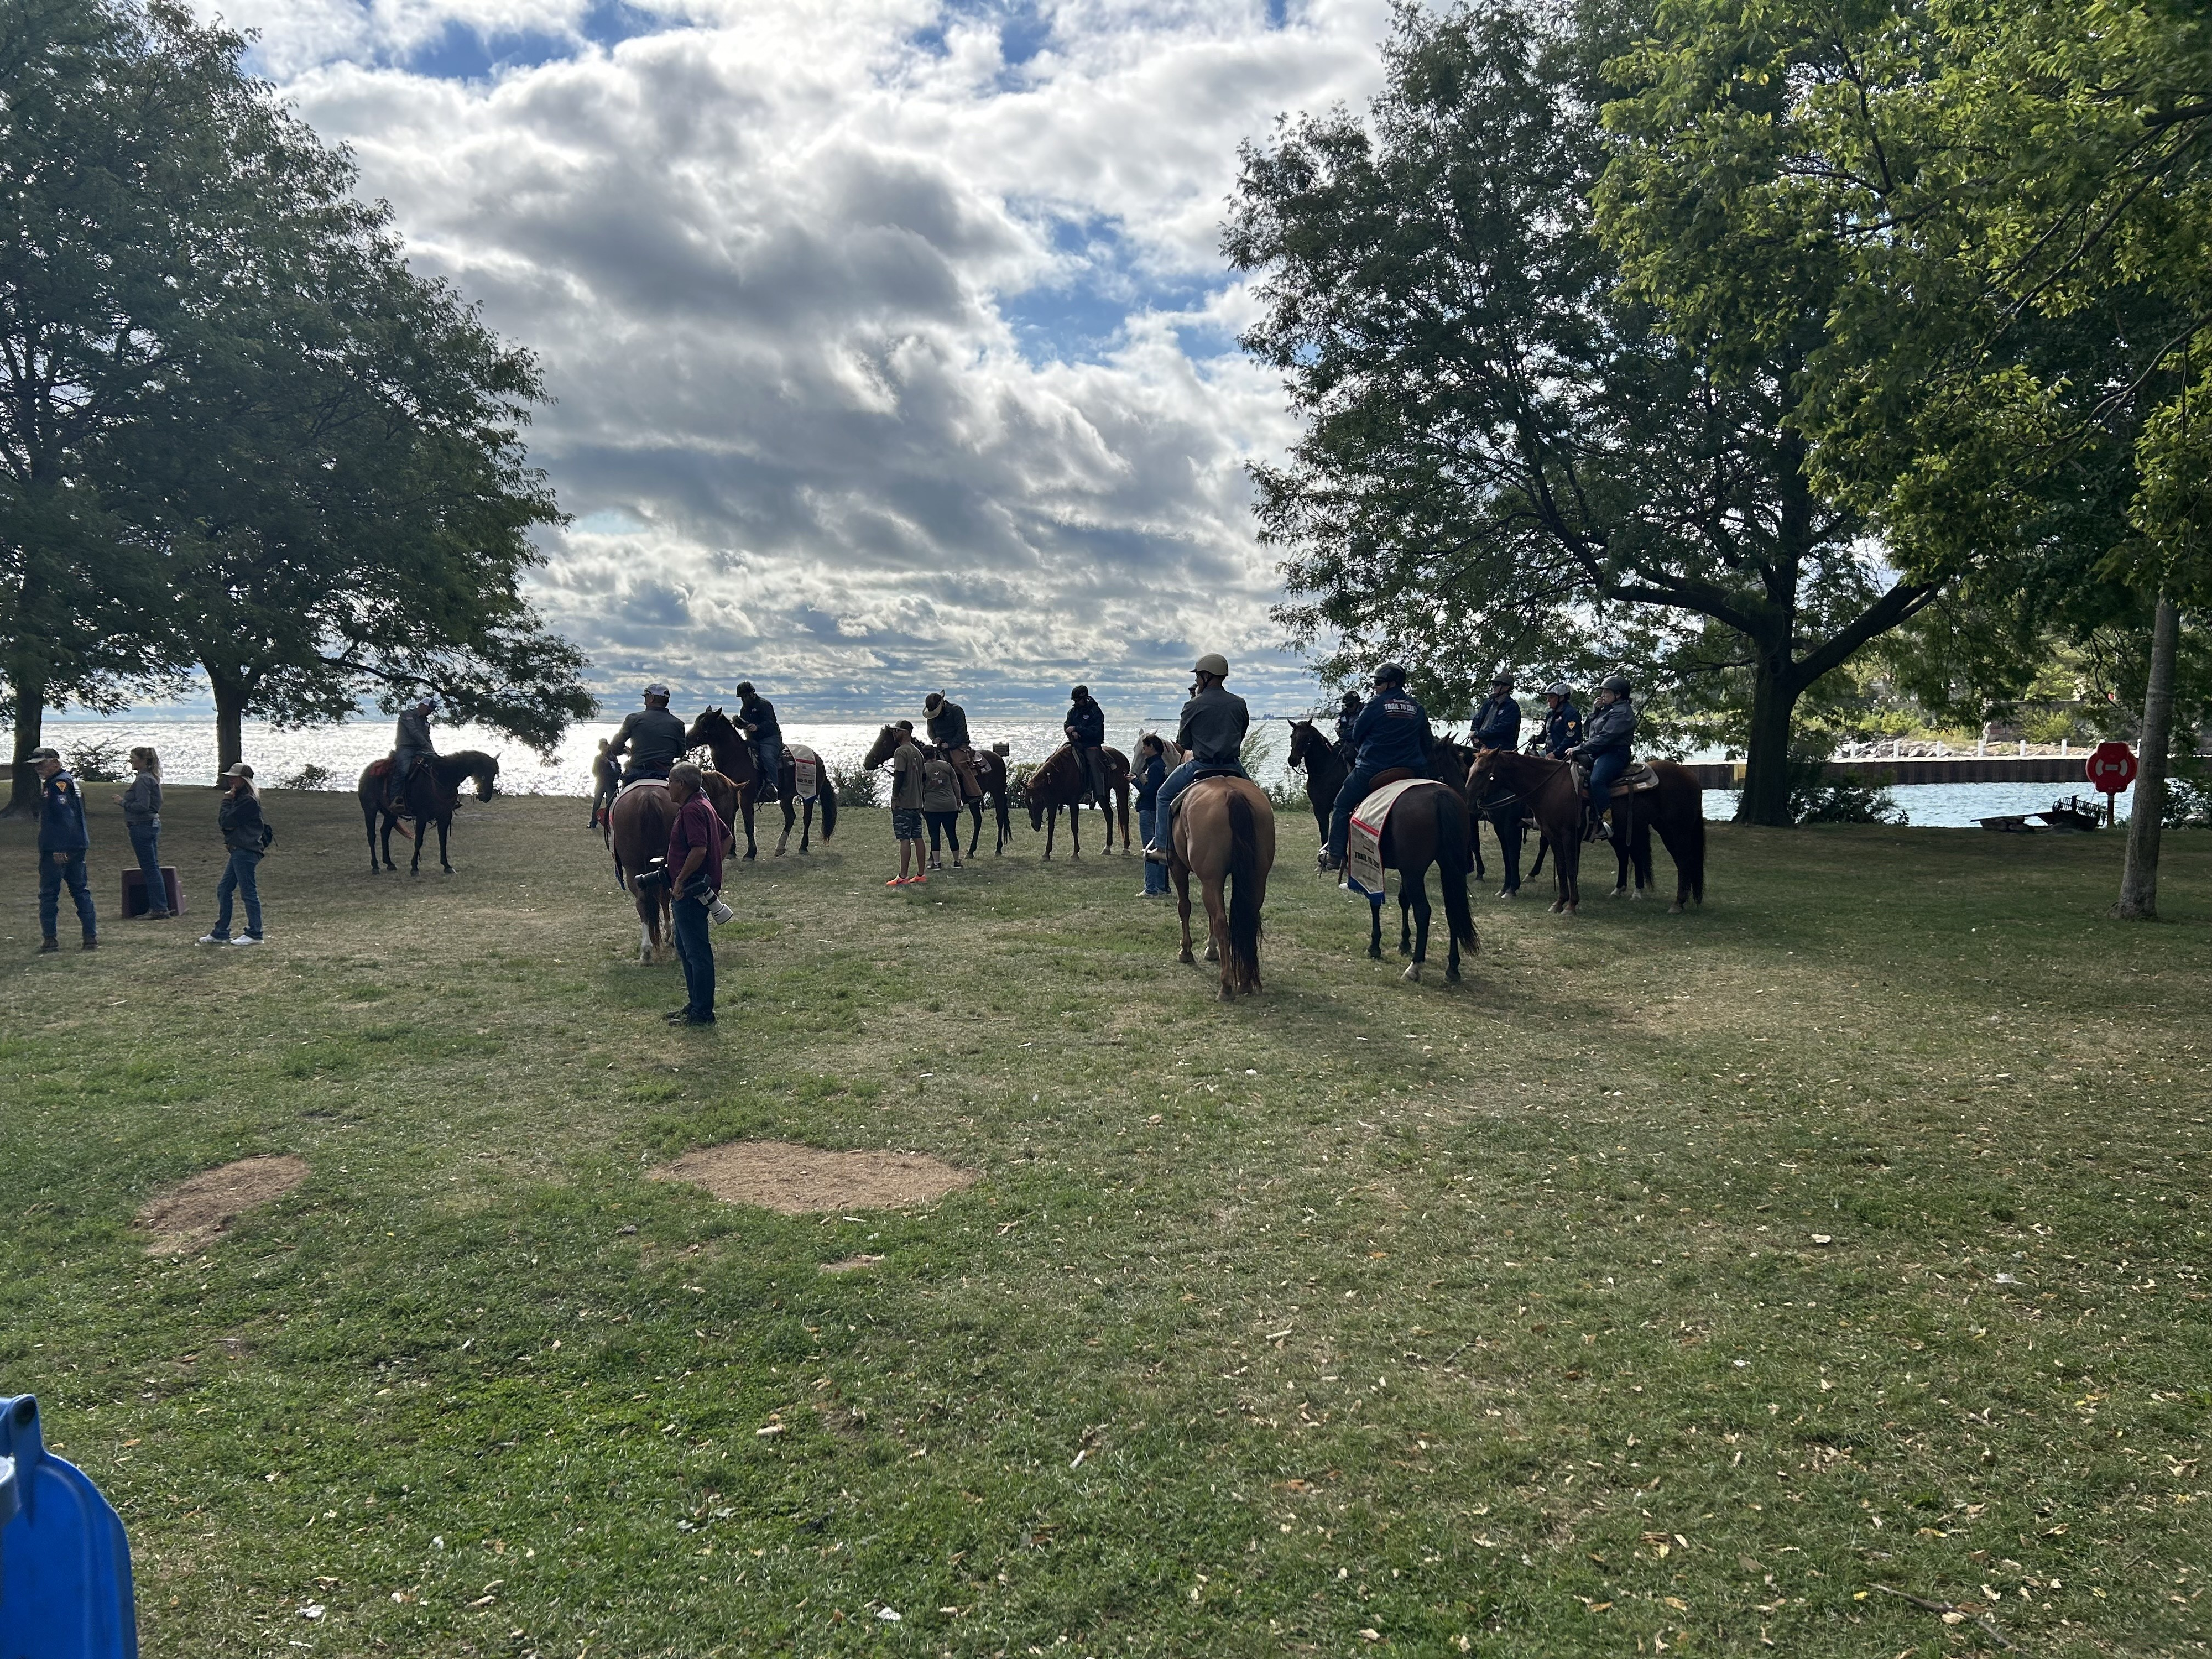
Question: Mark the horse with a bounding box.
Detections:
[1346,781,1478,983]
[678,709,767,861]
[862,726,1013,857]
[608,782,677,962]
[1166,775,1274,999]
[356,750,500,875]
[1288,719,1494,883]
[1466,752,1707,913]
[1023,743,1133,858]
[687,708,838,855]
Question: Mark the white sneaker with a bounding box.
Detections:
[229,934,264,947]
[197,932,228,946]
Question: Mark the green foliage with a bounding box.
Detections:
[62,737,126,782]
[828,761,879,809]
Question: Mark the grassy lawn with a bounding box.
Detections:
[3,784,2208,1658]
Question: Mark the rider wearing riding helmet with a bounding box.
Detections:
[1063,684,1109,806]
[607,684,688,783]
[1470,670,1521,751]
[1142,653,1250,862]
[1319,664,1430,872]
[735,681,781,800]
[1541,681,1583,757]
[1568,675,1636,839]
[1333,690,1363,758]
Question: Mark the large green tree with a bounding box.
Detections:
[1227,4,1944,821]
[1598,0,2210,903]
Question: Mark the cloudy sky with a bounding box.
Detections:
[205,0,1392,718]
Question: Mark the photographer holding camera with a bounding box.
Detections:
[662,762,726,1027]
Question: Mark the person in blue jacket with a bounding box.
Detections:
[1133,734,1170,896]
[31,746,96,952]
[1569,675,1637,839]
[1332,690,1362,758]
[1319,665,1431,871]
[735,682,781,800]
[1469,670,1521,751]
[1063,685,1108,806]
[1541,681,1583,757]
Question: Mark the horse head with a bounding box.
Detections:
[1465,748,1506,794]
[476,753,500,802]
[1286,719,1315,769]
[861,724,899,769]
[685,707,727,749]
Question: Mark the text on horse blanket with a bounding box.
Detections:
[789,745,820,802]
[1346,778,1448,902]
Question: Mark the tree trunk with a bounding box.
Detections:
[3,675,47,817]
[2113,593,2179,920]
[1735,649,1802,826]
[212,671,248,779]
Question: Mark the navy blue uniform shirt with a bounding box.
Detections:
[1472,692,1521,750]
[1544,700,1583,757]
[1349,692,1430,769]
[1064,697,1105,747]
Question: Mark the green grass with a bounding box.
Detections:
[3,785,2209,1657]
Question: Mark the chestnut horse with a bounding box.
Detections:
[608,782,677,962]
[1023,743,1132,858]
[862,726,1013,856]
[356,750,500,875]
[1465,752,1706,913]
[1167,775,1275,999]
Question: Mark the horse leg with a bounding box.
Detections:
[742,798,758,861]
[437,816,453,874]
[1397,890,1413,956]
[1403,869,1431,983]
[1368,898,1383,961]
[1173,862,1196,964]
[775,798,793,857]
[1472,815,1486,882]
[409,813,423,875]
[1070,802,1082,860]
[1204,874,1232,998]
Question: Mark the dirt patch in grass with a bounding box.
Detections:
[819,1254,884,1273]
[136,1155,309,1256]
[651,1141,973,1215]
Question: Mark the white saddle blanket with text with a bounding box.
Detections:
[1346,778,1448,901]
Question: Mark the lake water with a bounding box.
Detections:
[38,716,2137,829]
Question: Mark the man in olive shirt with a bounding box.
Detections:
[606,684,688,782]
[888,720,928,886]
[1142,653,1250,862]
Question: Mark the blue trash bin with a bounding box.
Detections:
[0,1395,138,1658]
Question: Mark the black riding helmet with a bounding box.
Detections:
[1373,663,1408,689]
[1603,674,1632,697]
[1071,684,1089,700]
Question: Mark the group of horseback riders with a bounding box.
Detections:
[586,683,782,826]
[1311,665,1639,874]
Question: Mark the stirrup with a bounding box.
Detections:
[1142,844,1171,864]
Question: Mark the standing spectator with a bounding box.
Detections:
[116,746,170,919]
[888,720,927,886]
[591,738,619,830]
[921,750,962,871]
[200,763,266,947]
[1134,735,1169,896]
[30,745,96,953]
[664,761,723,1027]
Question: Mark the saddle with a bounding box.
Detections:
[1609,761,1661,797]
[616,775,670,796]
[366,756,395,782]
[1371,765,1418,788]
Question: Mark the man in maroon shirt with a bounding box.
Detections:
[665,763,726,1026]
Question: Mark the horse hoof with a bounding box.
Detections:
[1627,888,1644,901]
[1218,985,1236,1003]
[1368,947,1383,961]
[1668,902,1683,914]
[1402,961,1423,983]
[1548,901,1565,914]
[1446,966,1461,983]
[1177,950,1195,964]
[1204,943,1219,962]
[1608,886,1626,899]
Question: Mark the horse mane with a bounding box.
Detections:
[437,749,499,779]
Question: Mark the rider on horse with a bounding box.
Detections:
[1142,653,1249,863]
[1470,670,1521,752]
[1568,675,1636,840]
[1333,690,1362,760]
[606,684,688,784]
[1318,665,1431,873]
[1063,685,1108,806]
[924,691,980,801]
[735,682,781,800]
[388,696,437,817]
[1541,681,1583,757]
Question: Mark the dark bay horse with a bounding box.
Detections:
[1023,743,1132,858]
[1349,781,1478,983]
[688,708,838,855]
[356,750,499,875]
[1289,719,1495,883]
[1167,775,1274,999]
[680,709,766,860]
[1467,752,1706,913]
[862,726,1013,856]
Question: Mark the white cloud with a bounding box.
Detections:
[214,0,1391,715]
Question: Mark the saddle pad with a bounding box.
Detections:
[1609,760,1661,796]
[789,745,820,801]
[366,756,395,780]
[1346,778,1447,901]
[616,776,669,796]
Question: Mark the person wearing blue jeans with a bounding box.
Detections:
[118,747,170,917]
[1143,654,1251,860]
[1321,665,1431,870]
[30,747,96,952]
[1569,675,1638,841]
[737,683,781,801]
[1134,736,1169,895]
[203,763,267,945]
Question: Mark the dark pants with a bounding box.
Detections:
[925,810,960,853]
[672,888,715,1020]
[1587,749,1628,827]
[1326,761,1387,862]
[39,849,96,940]
[393,748,429,807]
[214,848,263,938]
[1138,807,1168,892]
[754,734,782,797]
[1075,744,1108,804]
[1486,802,1523,893]
[128,822,169,913]
[622,761,671,784]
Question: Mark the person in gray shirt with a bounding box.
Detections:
[1143,653,1250,861]
[116,746,170,919]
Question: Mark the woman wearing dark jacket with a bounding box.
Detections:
[1134,735,1170,898]
[116,746,170,919]
[201,763,267,946]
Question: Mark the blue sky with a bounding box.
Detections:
[199,0,1392,718]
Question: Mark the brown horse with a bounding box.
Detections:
[356,750,500,875]
[1345,781,1478,983]
[1288,719,1496,884]
[862,726,1013,855]
[1167,775,1274,999]
[608,782,677,962]
[679,710,767,860]
[687,708,838,855]
[1024,743,1133,857]
[1467,752,1706,913]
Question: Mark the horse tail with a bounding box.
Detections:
[818,778,839,841]
[1436,794,1479,952]
[1226,789,1264,990]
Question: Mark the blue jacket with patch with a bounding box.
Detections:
[1544,700,1584,757]
[1472,692,1521,750]
[38,770,89,853]
[1349,692,1431,769]
[1063,697,1105,747]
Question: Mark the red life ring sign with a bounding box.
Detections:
[2085,740,2138,794]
